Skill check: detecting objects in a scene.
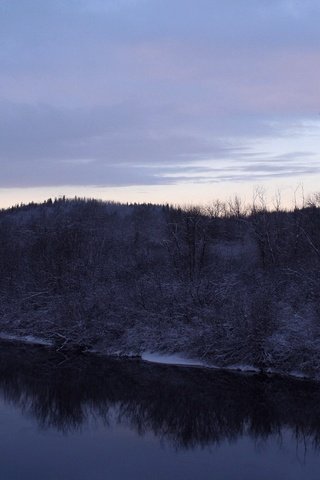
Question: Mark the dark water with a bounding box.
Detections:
[0,342,320,479]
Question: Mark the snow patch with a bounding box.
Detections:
[227,364,260,373]
[0,333,53,346]
[142,354,263,375]
[288,370,309,379]
[141,353,207,367]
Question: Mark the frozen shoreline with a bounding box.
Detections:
[142,353,266,374]
[0,333,311,382]
[139,352,309,380]
[0,332,53,347]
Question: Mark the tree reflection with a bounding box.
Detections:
[0,341,320,451]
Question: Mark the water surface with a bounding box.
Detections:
[0,341,319,479]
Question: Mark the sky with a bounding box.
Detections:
[1,0,320,208]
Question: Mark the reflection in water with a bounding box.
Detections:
[0,341,320,453]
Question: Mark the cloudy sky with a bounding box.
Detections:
[1,0,320,207]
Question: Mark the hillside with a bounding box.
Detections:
[1,196,320,377]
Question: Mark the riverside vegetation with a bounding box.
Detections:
[1,193,320,377]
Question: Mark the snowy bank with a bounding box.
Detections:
[141,353,206,367]
[141,352,311,380]
[0,332,53,347]
[142,353,262,374]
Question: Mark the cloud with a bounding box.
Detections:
[0,0,320,191]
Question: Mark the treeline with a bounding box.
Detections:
[0,195,320,376]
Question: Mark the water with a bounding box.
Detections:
[0,342,320,479]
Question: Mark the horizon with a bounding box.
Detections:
[1,185,317,213]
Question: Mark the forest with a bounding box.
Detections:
[0,193,320,377]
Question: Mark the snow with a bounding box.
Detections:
[142,353,266,375]
[141,354,312,381]
[141,353,207,367]
[288,370,308,379]
[0,333,53,346]
[227,364,260,373]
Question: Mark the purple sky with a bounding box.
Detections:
[1,0,320,206]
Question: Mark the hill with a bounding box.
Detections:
[1,196,320,377]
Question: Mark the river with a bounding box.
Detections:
[0,341,319,479]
